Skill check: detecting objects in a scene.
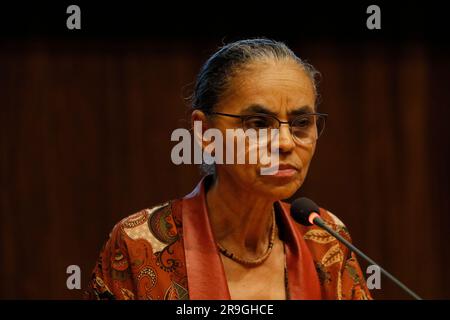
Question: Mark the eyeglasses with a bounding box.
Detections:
[207,111,328,145]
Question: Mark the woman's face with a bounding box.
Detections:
[200,58,317,201]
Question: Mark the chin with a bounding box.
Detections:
[259,178,302,201]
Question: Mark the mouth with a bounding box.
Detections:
[262,163,300,178]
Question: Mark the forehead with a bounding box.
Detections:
[217,59,316,114]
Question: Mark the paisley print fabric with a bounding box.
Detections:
[86,176,371,300]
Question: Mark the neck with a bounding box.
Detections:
[205,173,276,259]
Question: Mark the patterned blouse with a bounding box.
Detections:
[85,175,372,300]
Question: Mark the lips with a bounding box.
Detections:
[277,163,299,171]
[262,163,299,177]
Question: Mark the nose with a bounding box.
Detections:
[277,123,296,152]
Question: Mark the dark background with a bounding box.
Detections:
[1,2,449,299]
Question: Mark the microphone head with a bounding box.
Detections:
[290,197,321,226]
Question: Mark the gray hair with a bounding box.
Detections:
[190,38,321,176]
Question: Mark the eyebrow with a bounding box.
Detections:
[289,105,315,116]
[241,104,314,117]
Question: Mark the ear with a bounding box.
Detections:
[191,110,210,150]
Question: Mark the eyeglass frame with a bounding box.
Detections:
[206,111,329,143]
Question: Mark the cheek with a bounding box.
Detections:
[217,164,260,193]
[297,144,316,172]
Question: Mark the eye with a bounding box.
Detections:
[293,116,314,128]
[245,116,274,129]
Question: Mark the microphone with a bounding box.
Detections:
[291,197,422,300]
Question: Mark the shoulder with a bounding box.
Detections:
[321,209,345,228]
[87,199,186,300]
[297,207,353,247]
[111,200,182,253]
[319,209,352,241]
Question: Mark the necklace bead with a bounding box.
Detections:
[217,209,276,266]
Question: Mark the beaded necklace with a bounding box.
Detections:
[217,210,276,267]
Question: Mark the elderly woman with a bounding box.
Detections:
[87,39,371,300]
